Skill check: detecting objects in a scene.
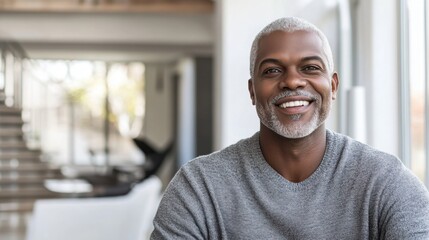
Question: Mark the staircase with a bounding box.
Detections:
[0,102,142,239]
[0,103,142,215]
[0,104,69,213]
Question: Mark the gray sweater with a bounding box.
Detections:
[151,130,429,239]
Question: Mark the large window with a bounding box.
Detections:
[22,60,146,166]
[404,0,429,186]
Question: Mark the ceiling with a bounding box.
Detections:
[0,0,214,13]
[0,0,215,62]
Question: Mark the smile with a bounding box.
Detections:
[279,100,310,108]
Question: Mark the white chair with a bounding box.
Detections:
[26,176,162,240]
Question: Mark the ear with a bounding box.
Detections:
[331,72,339,100]
[248,79,256,105]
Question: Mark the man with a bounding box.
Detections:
[151,17,429,239]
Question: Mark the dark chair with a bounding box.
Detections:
[60,138,173,197]
[95,138,173,196]
[132,138,174,181]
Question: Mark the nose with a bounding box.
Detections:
[279,69,307,90]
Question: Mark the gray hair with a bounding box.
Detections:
[249,17,334,78]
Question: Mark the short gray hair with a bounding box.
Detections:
[249,17,334,78]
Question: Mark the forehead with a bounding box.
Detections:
[256,30,325,65]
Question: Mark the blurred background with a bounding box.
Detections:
[0,0,427,239]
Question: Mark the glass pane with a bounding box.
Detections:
[408,0,426,182]
[23,60,146,167]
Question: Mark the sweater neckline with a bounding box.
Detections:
[250,129,336,191]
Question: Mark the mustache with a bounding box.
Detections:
[271,90,318,104]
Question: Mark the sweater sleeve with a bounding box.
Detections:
[150,167,210,240]
[379,166,429,240]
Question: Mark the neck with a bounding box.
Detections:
[259,124,327,182]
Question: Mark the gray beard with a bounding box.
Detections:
[256,91,330,139]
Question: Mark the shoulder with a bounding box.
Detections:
[151,133,261,239]
[328,131,429,236]
[326,130,423,195]
[328,130,403,173]
[329,130,428,199]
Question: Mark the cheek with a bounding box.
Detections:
[253,82,277,103]
[313,80,332,99]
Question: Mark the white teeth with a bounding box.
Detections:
[280,101,309,108]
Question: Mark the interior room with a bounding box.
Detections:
[0,0,427,239]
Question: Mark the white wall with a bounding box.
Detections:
[355,0,400,156]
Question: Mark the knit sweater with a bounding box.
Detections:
[151,130,429,239]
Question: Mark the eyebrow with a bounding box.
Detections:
[257,55,327,70]
[257,58,282,69]
[301,56,327,68]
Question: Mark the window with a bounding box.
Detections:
[22,60,146,166]
[402,0,429,187]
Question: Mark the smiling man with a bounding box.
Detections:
[151,17,429,239]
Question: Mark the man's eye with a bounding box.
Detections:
[263,68,281,75]
[302,65,321,71]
